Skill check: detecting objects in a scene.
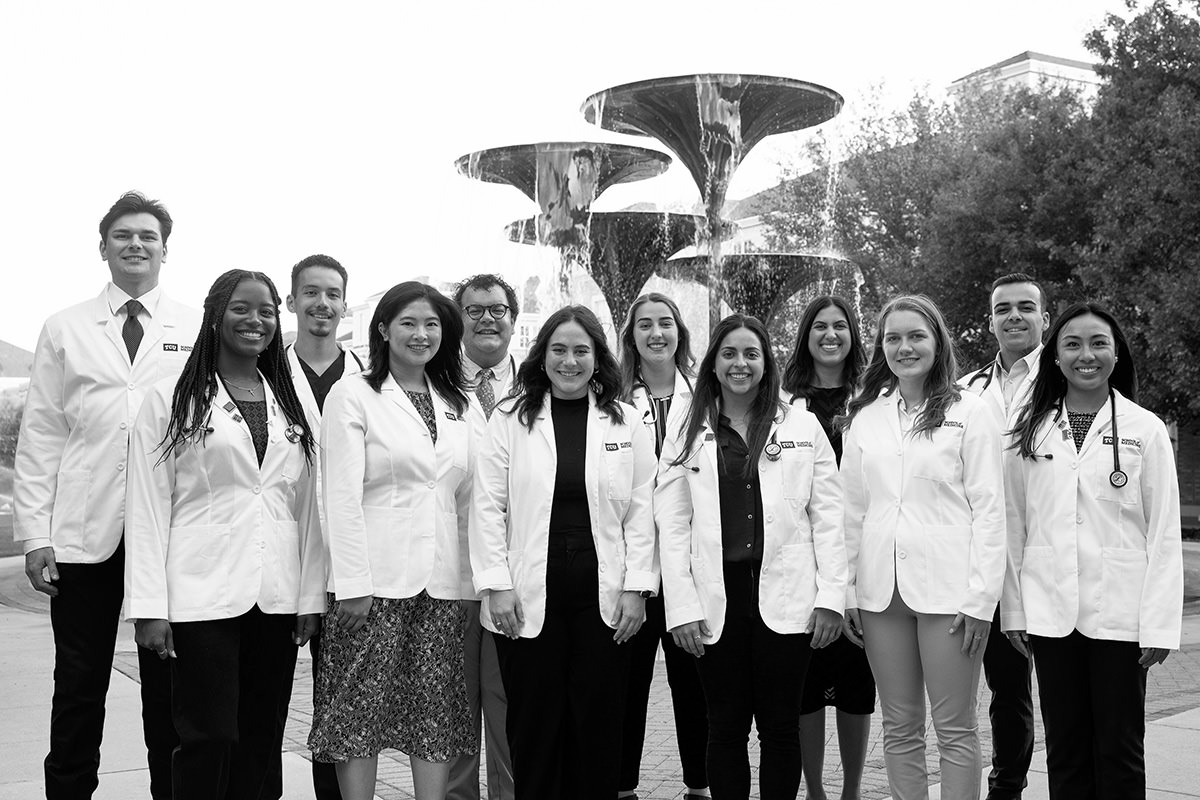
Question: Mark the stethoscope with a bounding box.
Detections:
[965,363,996,392]
[636,372,695,428]
[1033,388,1126,488]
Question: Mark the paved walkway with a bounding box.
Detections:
[3,548,1199,799]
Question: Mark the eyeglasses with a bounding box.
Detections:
[464,304,511,321]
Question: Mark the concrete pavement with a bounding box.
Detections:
[3,548,1199,799]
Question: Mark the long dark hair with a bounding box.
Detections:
[844,294,961,439]
[1009,302,1138,459]
[618,292,696,401]
[505,305,625,430]
[673,314,783,478]
[781,295,865,399]
[362,281,468,416]
[160,269,313,462]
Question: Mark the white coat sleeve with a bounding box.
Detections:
[621,418,659,594]
[294,454,327,615]
[653,432,704,630]
[1137,421,1183,649]
[841,419,866,611]
[320,384,374,599]
[470,410,515,592]
[123,387,175,621]
[1000,445,1030,632]
[12,321,65,553]
[959,399,1007,622]
[808,422,847,615]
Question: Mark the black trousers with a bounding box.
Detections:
[495,535,630,800]
[619,592,709,791]
[1030,631,1148,800]
[982,611,1034,799]
[306,633,342,800]
[170,606,299,800]
[45,543,177,800]
[695,561,813,800]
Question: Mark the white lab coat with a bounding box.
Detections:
[629,370,694,445]
[469,393,658,637]
[14,285,201,562]
[959,346,1042,428]
[842,390,1006,621]
[1000,390,1183,649]
[321,373,483,601]
[654,403,848,643]
[124,376,325,622]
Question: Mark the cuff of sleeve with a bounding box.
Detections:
[815,587,845,616]
[473,566,514,594]
[125,599,168,622]
[1139,628,1181,651]
[298,594,327,616]
[22,538,53,556]
[622,570,658,594]
[961,598,998,622]
[334,577,374,600]
[845,586,858,610]
[1000,612,1025,632]
[664,601,704,631]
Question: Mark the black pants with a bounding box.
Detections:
[1030,631,1148,800]
[982,611,1034,799]
[307,632,342,800]
[170,606,299,800]
[619,592,708,792]
[695,561,812,800]
[45,543,177,800]
[495,535,630,800]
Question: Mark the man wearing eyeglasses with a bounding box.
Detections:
[449,274,518,800]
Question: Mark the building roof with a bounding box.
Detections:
[0,339,34,379]
[953,50,1097,84]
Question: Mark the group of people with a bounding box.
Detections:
[14,190,1183,800]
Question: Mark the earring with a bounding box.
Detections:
[1054,359,1060,365]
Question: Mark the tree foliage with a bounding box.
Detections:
[765,0,1200,421]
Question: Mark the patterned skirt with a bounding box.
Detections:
[308,592,473,763]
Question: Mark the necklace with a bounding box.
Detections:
[221,375,262,394]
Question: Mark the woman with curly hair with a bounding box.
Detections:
[470,305,657,800]
[841,295,1005,800]
[125,269,323,800]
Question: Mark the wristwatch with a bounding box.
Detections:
[639,590,653,598]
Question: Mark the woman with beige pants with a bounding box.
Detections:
[841,296,1006,799]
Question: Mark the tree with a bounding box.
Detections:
[1078,0,1200,422]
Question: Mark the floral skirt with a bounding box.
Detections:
[308,592,473,763]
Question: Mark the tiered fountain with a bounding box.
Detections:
[456,74,862,335]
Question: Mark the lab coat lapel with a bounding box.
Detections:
[286,345,322,426]
[95,293,130,364]
[585,393,602,517]
[382,373,429,430]
[1078,393,1114,459]
[535,394,556,453]
[214,379,254,443]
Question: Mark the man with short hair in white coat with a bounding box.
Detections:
[448,273,517,800]
[959,272,1048,800]
[14,191,201,800]
[284,253,363,800]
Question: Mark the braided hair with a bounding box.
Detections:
[159,269,314,463]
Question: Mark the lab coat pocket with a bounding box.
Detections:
[923,524,970,606]
[690,553,716,585]
[781,454,813,502]
[605,449,634,501]
[274,519,301,597]
[53,470,90,535]
[1099,547,1146,632]
[777,542,816,623]
[1096,453,1141,506]
[167,524,231,614]
[1018,546,1057,630]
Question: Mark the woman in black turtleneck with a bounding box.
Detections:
[469,305,658,800]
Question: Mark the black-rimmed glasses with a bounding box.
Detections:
[464,304,511,321]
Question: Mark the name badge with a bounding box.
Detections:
[605,443,619,452]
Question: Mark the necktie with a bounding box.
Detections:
[476,368,496,419]
[123,299,144,364]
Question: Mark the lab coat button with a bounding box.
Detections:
[116,463,125,471]
[1076,515,1083,524]
[120,422,128,430]
[1072,462,1078,469]
[427,481,436,489]
[253,486,262,495]
[127,383,136,391]
[766,514,774,523]
[898,551,907,559]
[599,564,606,573]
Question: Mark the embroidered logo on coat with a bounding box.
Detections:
[605,443,619,451]
[941,420,964,428]
[1102,436,1142,448]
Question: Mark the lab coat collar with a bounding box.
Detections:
[380,372,433,429]
[213,372,282,446]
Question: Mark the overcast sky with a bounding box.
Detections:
[0,0,1130,350]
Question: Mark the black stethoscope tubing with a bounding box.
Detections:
[1034,388,1125,488]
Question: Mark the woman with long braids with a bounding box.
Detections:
[1003,303,1182,798]
[470,305,657,800]
[308,281,481,800]
[125,269,324,800]
[656,313,847,800]
[840,295,1005,800]
[615,292,709,800]
[781,296,874,800]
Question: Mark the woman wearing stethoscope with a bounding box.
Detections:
[615,292,709,800]
[1003,302,1183,800]
[656,313,847,800]
[780,295,874,800]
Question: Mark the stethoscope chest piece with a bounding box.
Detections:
[764,442,782,461]
[1110,469,1128,488]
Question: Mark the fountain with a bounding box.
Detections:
[506,211,705,327]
